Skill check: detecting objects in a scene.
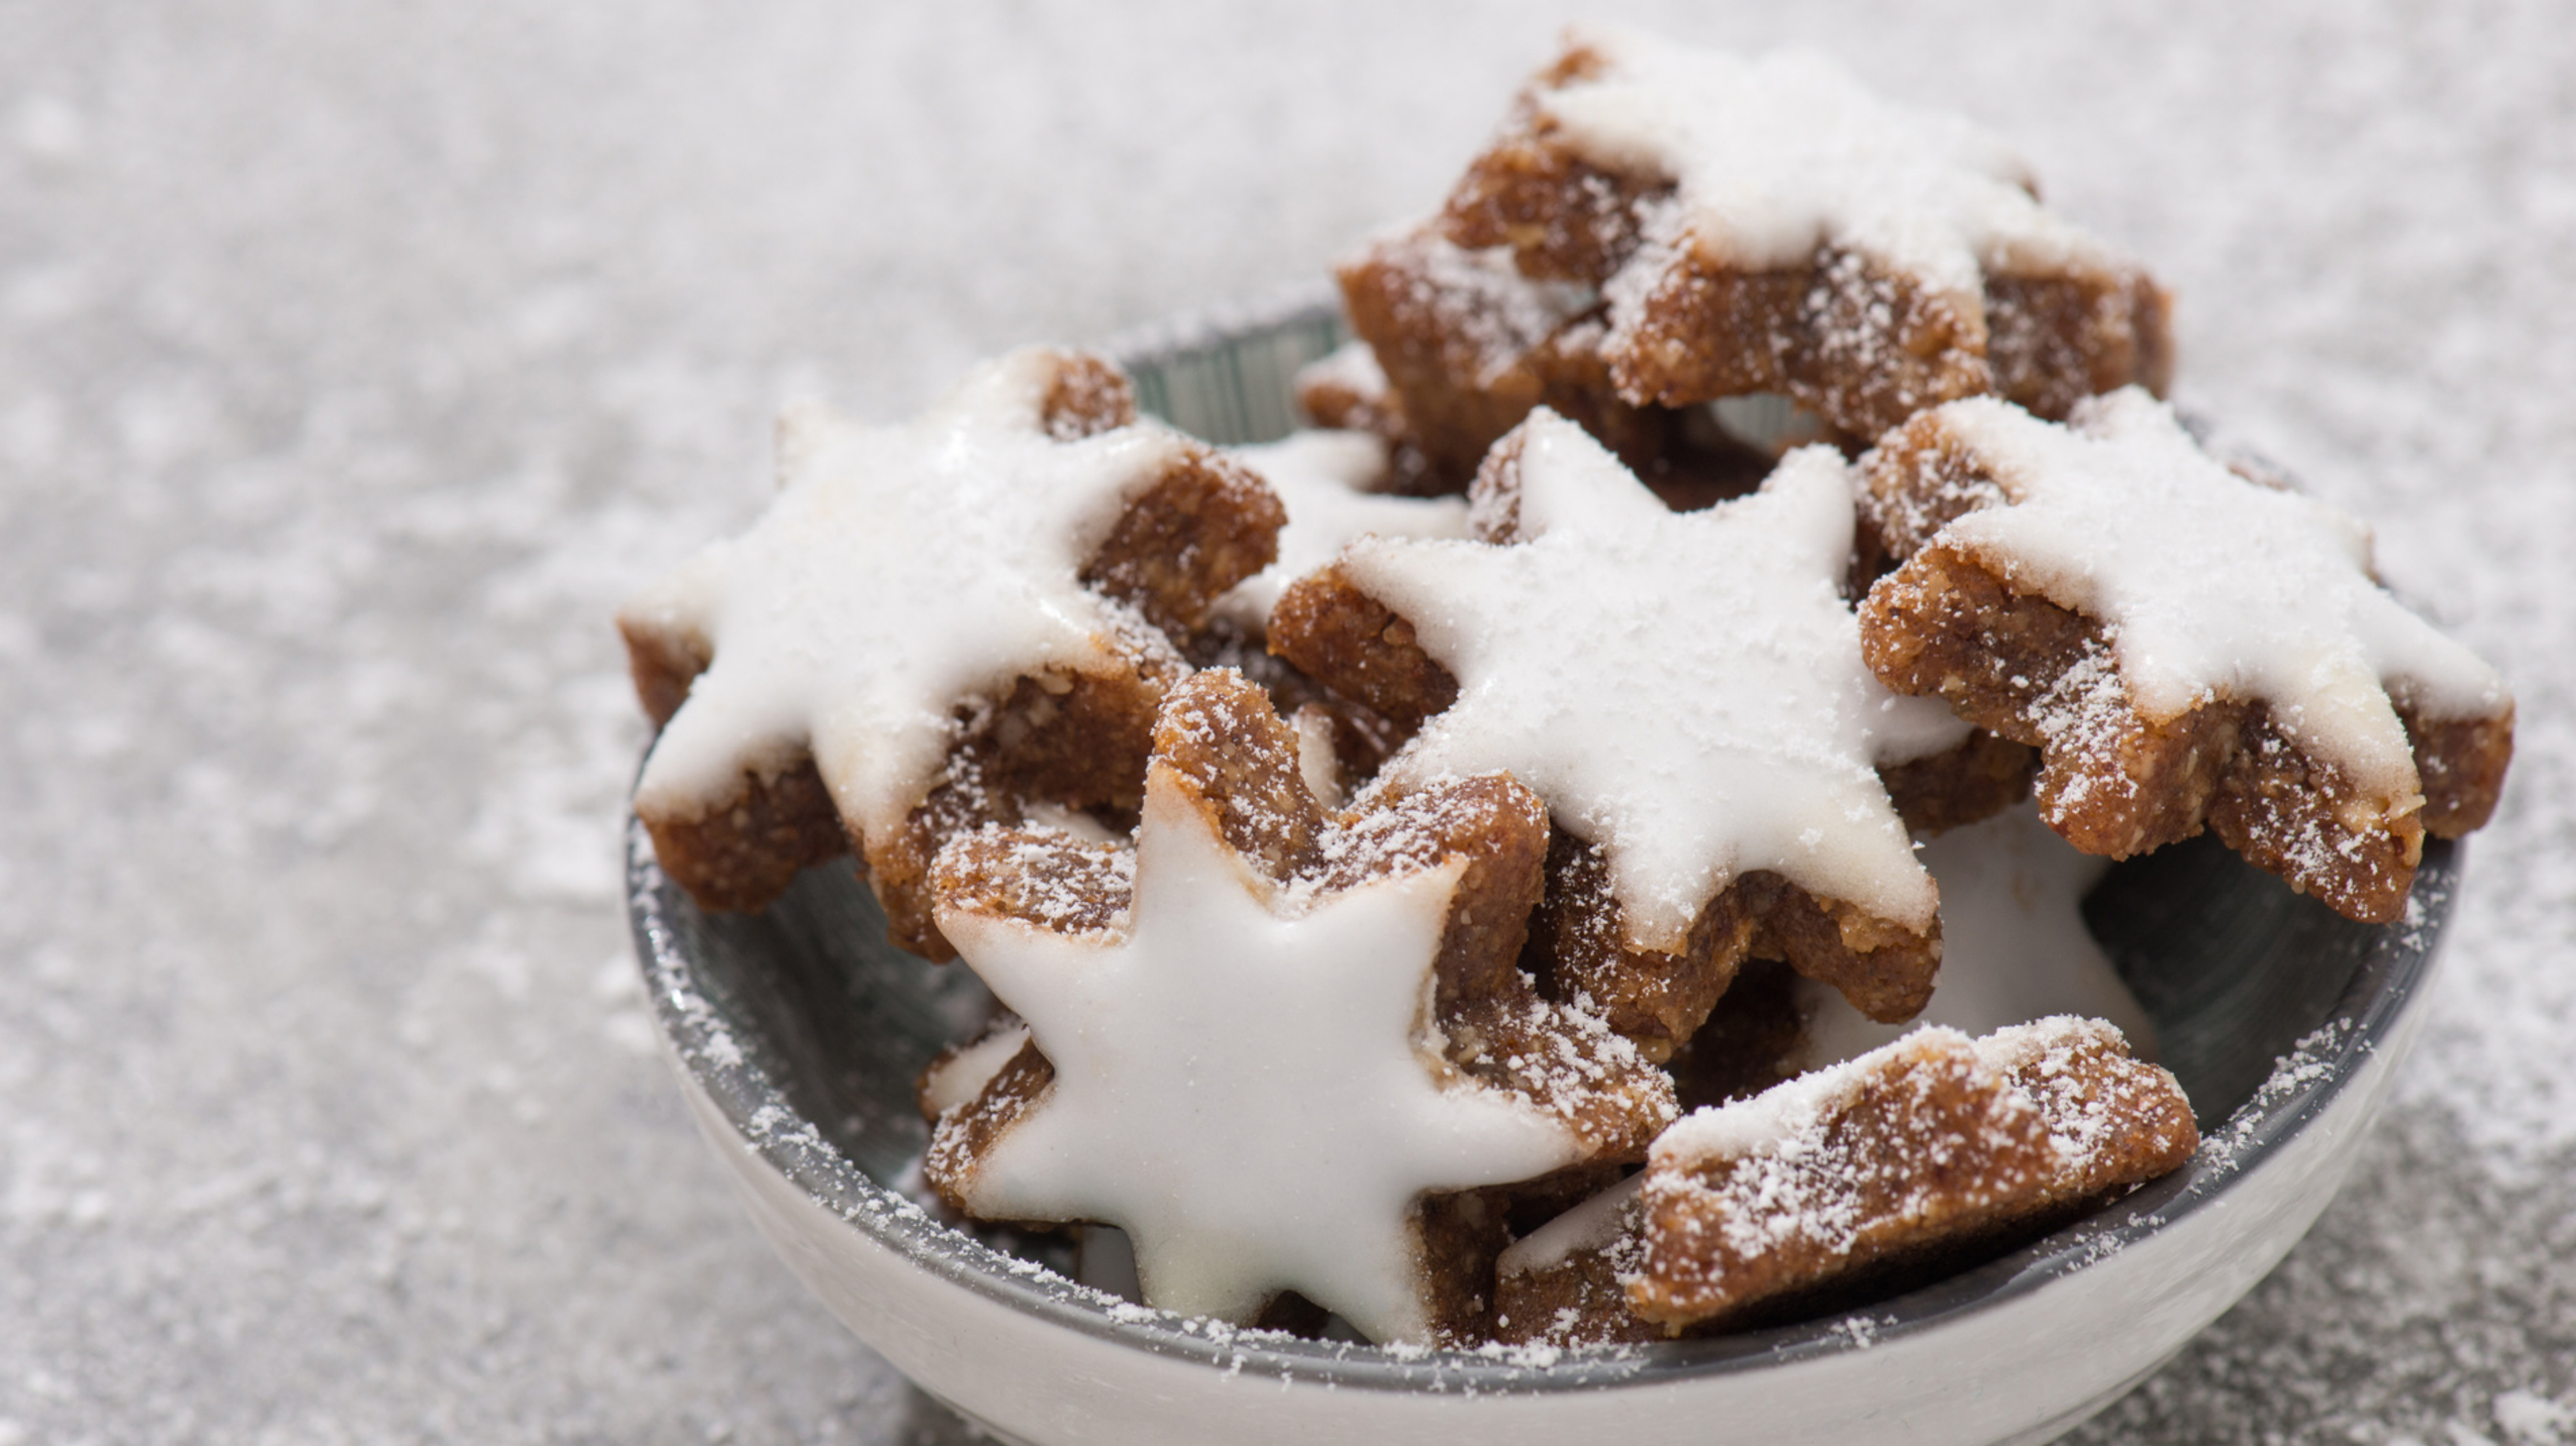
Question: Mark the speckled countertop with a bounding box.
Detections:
[4,3,2572,1442]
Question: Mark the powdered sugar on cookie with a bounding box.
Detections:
[1339,411,1965,953]
[622,349,1192,842]
[1540,28,2108,302]
[933,757,1583,1345]
[1383,229,1596,385]
[1929,387,2509,802]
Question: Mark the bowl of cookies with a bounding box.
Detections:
[621,26,2510,1446]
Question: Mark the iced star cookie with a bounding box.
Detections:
[1437,27,2172,440]
[920,669,1675,1345]
[1321,225,1770,500]
[1271,411,2029,1058]
[618,349,1284,956]
[1491,1017,2195,1346]
[1856,389,2514,922]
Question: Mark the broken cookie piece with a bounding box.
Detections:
[1438,27,2171,440]
[921,668,1674,1346]
[1856,388,2513,922]
[1494,1017,2194,1346]
[618,348,1285,956]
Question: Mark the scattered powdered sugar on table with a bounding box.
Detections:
[2,2,2571,1443]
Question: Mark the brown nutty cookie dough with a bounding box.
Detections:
[621,349,1284,958]
[1521,835,1944,1063]
[1436,30,2171,441]
[1325,226,1772,499]
[1491,1177,1661,1348]
[1856,394,2513,923]
[1662,958,1807,1113]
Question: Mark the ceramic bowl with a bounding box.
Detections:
[624,305,2462,1446]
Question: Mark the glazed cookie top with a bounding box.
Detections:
[934,750,1583,1346]
[1537,27,2113,297]
[622,349,1197,843]
[1893,388,2510,802]
[1338,411,1967,954]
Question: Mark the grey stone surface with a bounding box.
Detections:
[1,2,2569,1441]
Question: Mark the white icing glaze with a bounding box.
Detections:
[920,1019,1034,1119]
[1494,1173,1641,1280]
[1288,706,1345,810]
[935,762,1582,1345]
[1340,412,1965,953]
[1216,430,1470,629]
[621,349,1190,842]
[1646,1018,2158,1265]
[1297,338,1389,401]
[1539,27,2108,298]
[1794,801,2154,1072]
[1931,388,2510,802]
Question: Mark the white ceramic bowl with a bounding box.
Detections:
[624,306,2461,1445]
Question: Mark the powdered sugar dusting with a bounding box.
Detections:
[1366,228,1596,384]
[1976,1016,2154,1166]
[2201,1022,2350,1170]
[1648,1027,2048,1265]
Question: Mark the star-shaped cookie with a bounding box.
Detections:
[1440,27,2171,438]
[922,669,1674,1344]
[617,348,1283,953]
[1272,411,1998,1056]
[1857,388,2513,921]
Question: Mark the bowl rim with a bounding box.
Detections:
[626,810,2458,1396]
